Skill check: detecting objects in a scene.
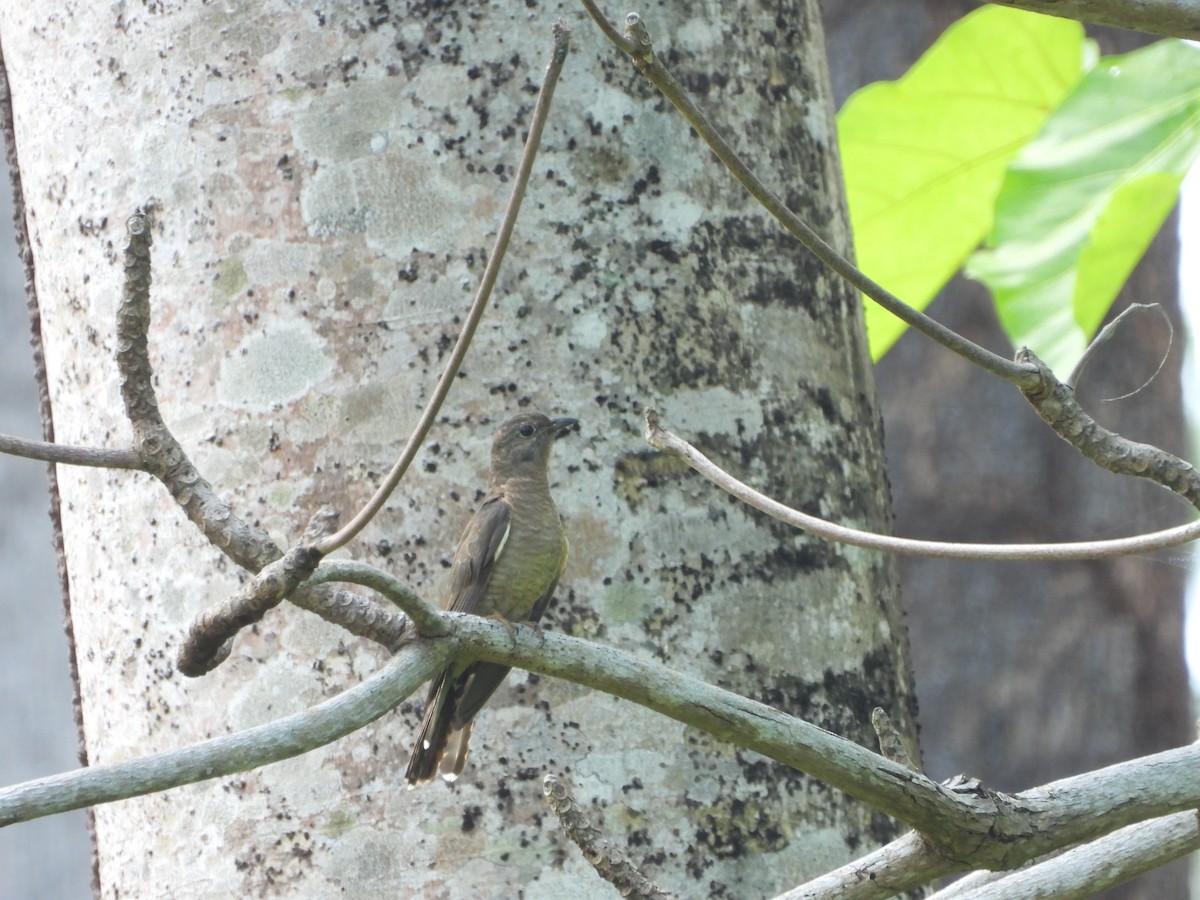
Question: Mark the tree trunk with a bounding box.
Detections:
[1,1,914,895]
[0,158,92,895]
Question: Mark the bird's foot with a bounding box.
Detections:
[487,611,519,645]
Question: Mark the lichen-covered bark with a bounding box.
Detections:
[1,1,915,895]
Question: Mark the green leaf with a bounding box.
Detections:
[967,40,1200,375]
[838,6,1085,360]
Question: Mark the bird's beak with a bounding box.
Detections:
[550,417,579,439]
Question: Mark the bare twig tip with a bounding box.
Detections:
[552,19,572,48]
[871,707,919,772]
[624,12,651,53]
[642,407,666,450]
[543,772,676,899]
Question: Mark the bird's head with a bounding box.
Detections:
[488,412,578,482]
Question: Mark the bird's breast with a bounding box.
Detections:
[484,493,566,621]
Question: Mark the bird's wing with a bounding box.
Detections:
[443,494,512,615]
[452,534,566,727]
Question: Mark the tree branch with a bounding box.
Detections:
[987,0,1200,40]
[117,212,282,574]
[0,433,140,469]
[644,409,1200,561]
[176,546,325,677]
[112,213,430,669]
[5,611,1199,892]
[0,640,449,827]
[1018,348,1200,510]
[543,773,676,900]
[775,831,954,900]
[930,811,1200,898]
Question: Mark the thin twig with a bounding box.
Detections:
[176,547,324,677]
[644,408,1200,561]
[1075,303,1166,400]
[0,433,141,469]
[301,559,444,636]
[543,774,676,900]
[117,212,282,574]
[774,831,953,900]
[579,5,1038,389]
[1019,348,1200,510]
[872,708,919,773]
[1066,303,1170,389]
[0,639,450,826]
[315,21,573,556]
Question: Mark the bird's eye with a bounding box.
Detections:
[519,423,535,437]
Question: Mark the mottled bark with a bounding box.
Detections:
[1,1,914,895]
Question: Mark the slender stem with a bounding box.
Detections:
[543,774,677,900]
[316,22,573,555]
[645,409,1200,561]
[302,559,444,635]
[0,433,141,469]
[0,641,449,826]
[1020,349,1200,511]
[580,5,1039,389]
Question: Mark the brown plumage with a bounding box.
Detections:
[404,412,576,785]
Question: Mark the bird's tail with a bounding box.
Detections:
[404,674,457,785]
[439,720,474,782]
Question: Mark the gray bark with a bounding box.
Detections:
[1,1,914,897]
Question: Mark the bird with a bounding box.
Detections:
[404,412,577,785]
